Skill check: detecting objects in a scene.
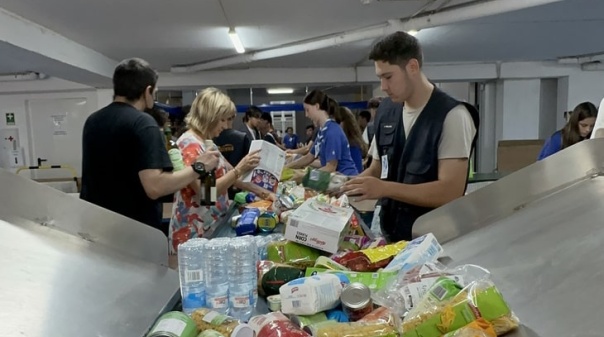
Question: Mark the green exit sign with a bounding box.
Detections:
[5,113,15,125]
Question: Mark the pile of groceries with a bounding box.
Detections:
[148,170,520,337]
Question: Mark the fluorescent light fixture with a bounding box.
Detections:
[267,88,294,95]
[228,28,245,54]
[407,29,420,36]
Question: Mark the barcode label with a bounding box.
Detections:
[289,219,299,227]
[292,300,301,308]
[431,285,448,301]
[185,269,203,283]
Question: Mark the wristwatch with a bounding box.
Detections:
[192,161,207,178]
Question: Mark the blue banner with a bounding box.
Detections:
[155,101,369,117]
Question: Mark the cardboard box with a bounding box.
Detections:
[497,139,544,174]
[285,198,353,253]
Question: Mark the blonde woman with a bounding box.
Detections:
[169,88,275,256]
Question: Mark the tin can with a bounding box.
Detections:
[257,212,279,233]
[147,311,199,337]
[340,283,373,321]
[289,312,329,330]
[266,294,282,312]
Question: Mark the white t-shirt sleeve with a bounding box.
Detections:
[591,97,604,139]
[438,104,477,159]
[362,128,369,144]
[370,136,379,159]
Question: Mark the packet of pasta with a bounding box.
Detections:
[442,318,497,337]
[401,278,519,337]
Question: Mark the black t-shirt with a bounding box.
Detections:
[214,129,251,167]
[80,102,172,231]
[263,133,277,145]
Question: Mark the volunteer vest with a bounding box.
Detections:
[374,88,479,242]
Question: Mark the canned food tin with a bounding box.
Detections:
[277,194,295,209]
[289,312,329,330]
[340,283,373,321]
[257,212,279,233]
[267,294,282,312]
[147,311,199,337]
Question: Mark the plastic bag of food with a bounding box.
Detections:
[330,240,407,272]
[442,318,497,337]
[399,267,519,337]
[308,321,398,337]
[266,240,322,269]
[383,233,443,273]
[191,309,254,337]
[259,263,305,297]
[373,263,486,317]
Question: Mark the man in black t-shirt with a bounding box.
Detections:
[81,58,220,233]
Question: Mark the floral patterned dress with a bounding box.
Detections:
[168,131,230,254]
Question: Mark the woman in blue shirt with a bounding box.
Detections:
[538,102,597,160]
[286,90,359,176]
[336,106,368,173]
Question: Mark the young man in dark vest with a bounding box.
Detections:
[341,31,479,243]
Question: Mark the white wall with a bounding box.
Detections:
[0,90,102,176]
[501,79,541,140]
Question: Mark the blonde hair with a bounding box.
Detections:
[186,87,235,137]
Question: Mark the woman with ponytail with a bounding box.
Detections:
[285,90,359,176]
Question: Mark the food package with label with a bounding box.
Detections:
[305,268,397,292]
[284,198,354,254]
[249,312,311,337]
[401,273,519,337]
[191,309,254,337]
[331,240,408,272]
[383,233,442,272]
[236,208,260,236]
[306,320,399,337]
[266,240,322,269]
[373,263,486,317]
[258,261,305,297]
[441,318,497,337]
[358,307,400,327]
[279,273,349,315]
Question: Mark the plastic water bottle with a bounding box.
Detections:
[177,238,208,315]
[203,237,230,315]
[228,236,258,322]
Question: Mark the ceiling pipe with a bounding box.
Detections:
[171,0,565,73]
[558,52,604,65]
[0,71,48,82]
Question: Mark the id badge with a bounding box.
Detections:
[380,155,389,179]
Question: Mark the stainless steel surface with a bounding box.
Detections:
[414,139,604,243]
[0,169,181,337]
[441,175,604,336]
[0,168,169,265]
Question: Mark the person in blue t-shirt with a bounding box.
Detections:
[285,90,359,176]
[336,106,368,173]
[538,102,597,160]
[283,127,299,150]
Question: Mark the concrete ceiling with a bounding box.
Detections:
[0,0,601,87]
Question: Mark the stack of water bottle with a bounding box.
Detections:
[178,236,259,322]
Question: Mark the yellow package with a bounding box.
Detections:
[312,321,398,337]
[442,319,497,337]
[360,240,408,264]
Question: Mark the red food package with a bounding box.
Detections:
[250,313,310,337]
[331,251,393,272]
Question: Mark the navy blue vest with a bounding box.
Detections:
[374,88,479,242]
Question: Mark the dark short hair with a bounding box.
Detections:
[359,110,371,122]
[145,106,169,127]
[367,97,381,109]
[369,31,423,68]
[285,127,293,132]
[113,58,158,101]
[244,105,263,122]
[306,124,315,131]
[260,112,273,124]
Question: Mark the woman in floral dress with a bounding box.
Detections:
[169,87,275,258]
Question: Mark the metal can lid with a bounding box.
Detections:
[340,282,371,309]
